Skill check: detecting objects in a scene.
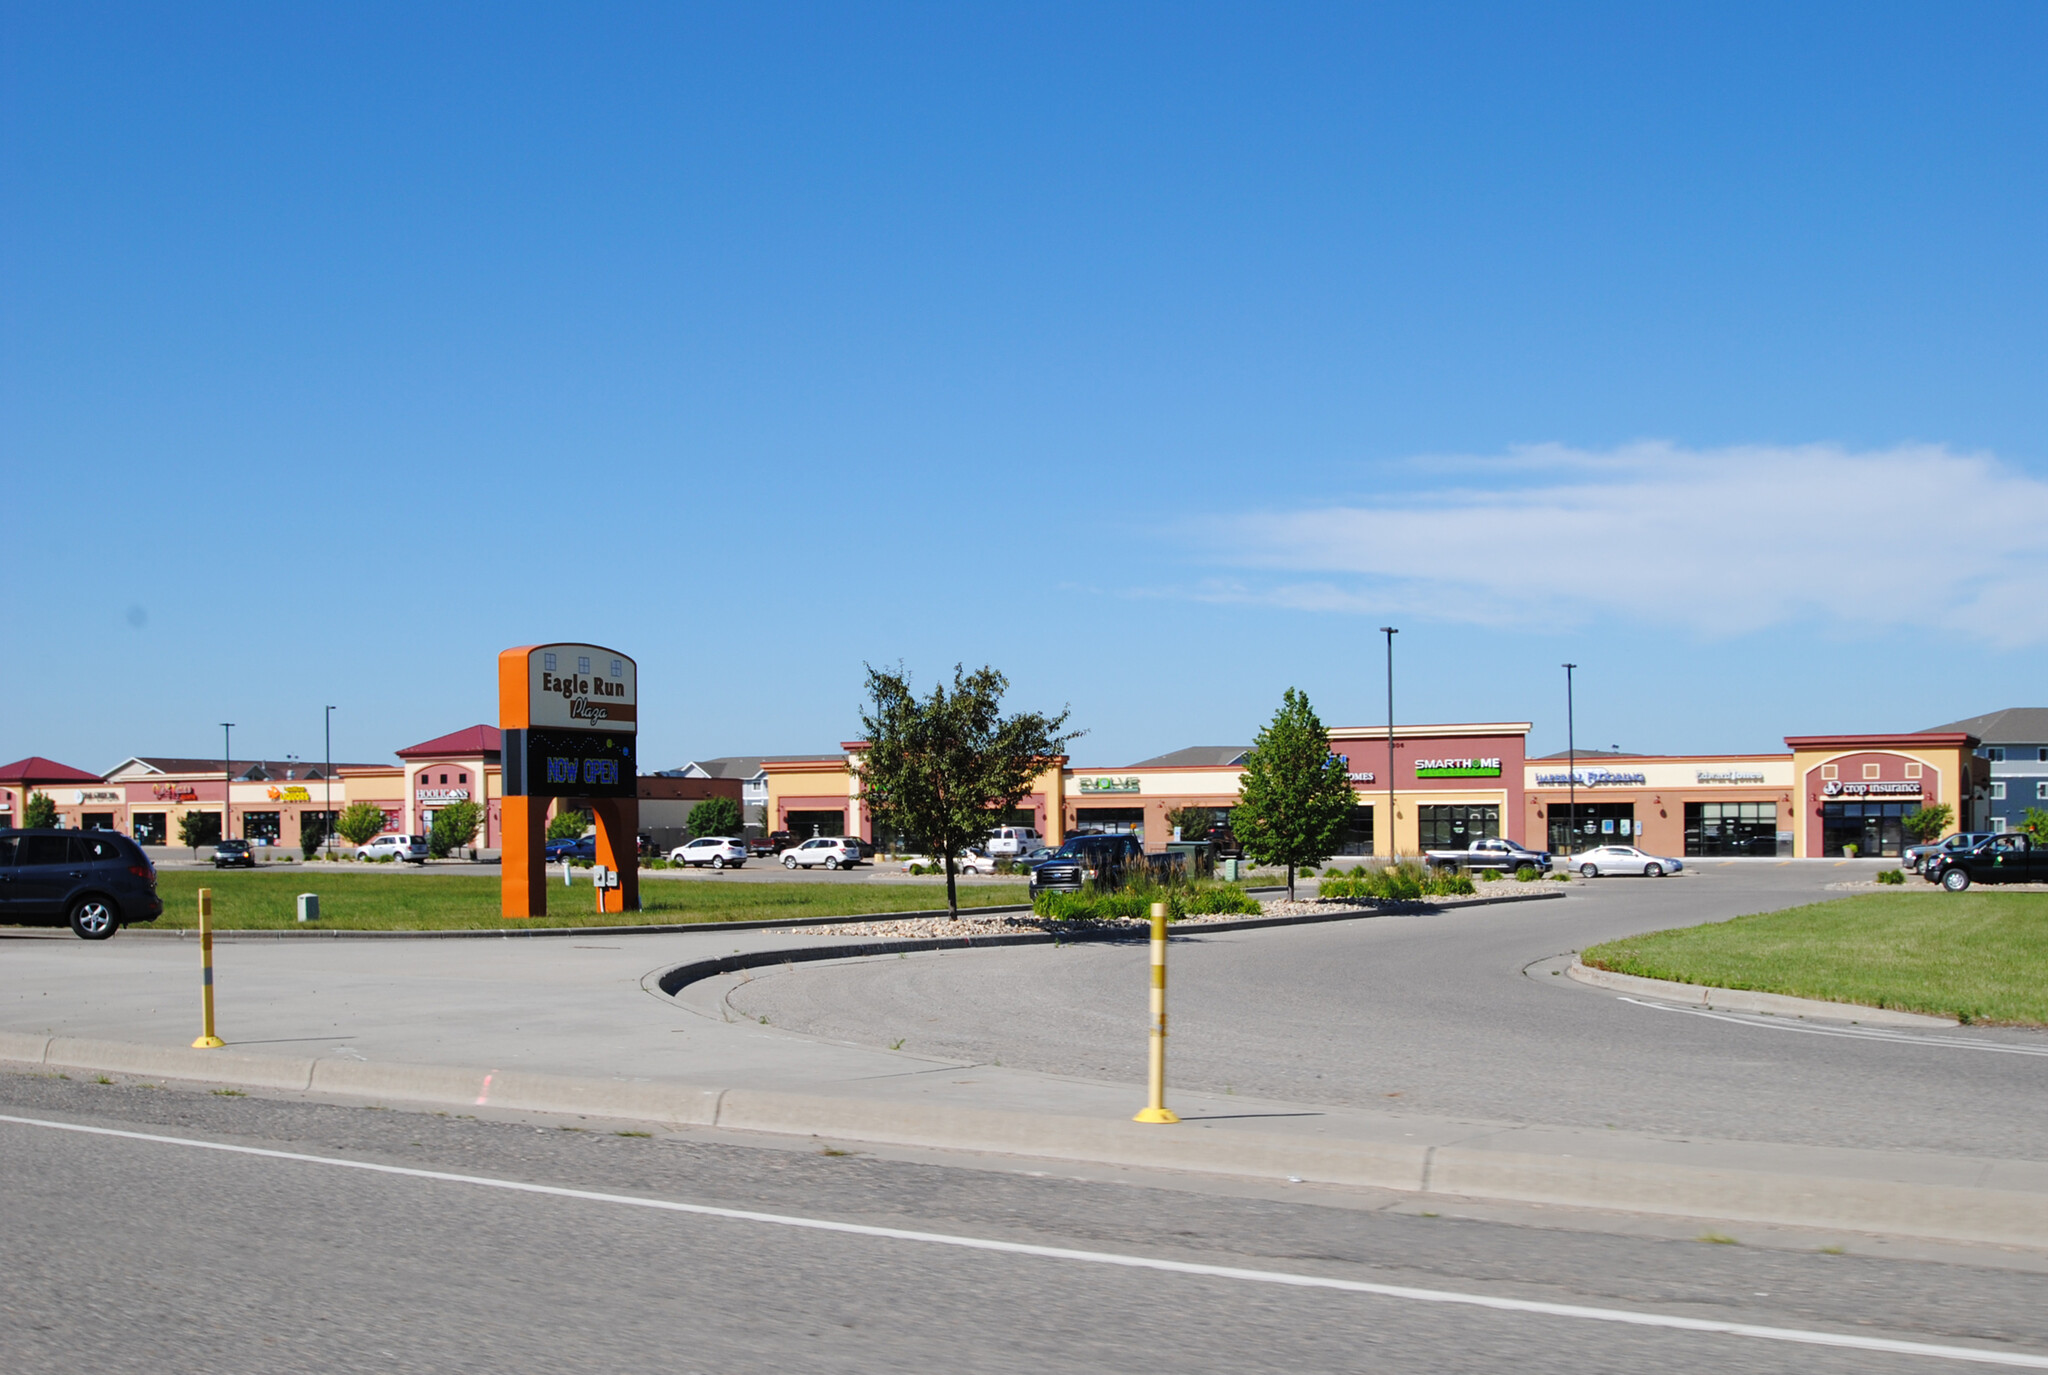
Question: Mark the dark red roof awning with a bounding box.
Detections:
[396,725,503,759]
[0,756,104,785]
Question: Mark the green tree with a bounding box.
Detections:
[335,801,388,848]
[430,800,483,858]
[686,795,744,840]
[177,809,219,857]
[547,807,591,841]
[1233,687,1353,899]
[1902,802,1954,844]
[2022,807,2048,846]
[856,662,1081,918]
[22,790,58,829]
[300,816,328,858]
[1166,806,1215,842]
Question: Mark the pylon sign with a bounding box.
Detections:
[499,643,640,918]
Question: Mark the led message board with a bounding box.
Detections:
[503,728,637,800]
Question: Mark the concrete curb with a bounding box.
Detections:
[5,1028,2044,1247]
[1568,962,1960,1028]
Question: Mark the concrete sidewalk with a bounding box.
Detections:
[4,912,2045,1249]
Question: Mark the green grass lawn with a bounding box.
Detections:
[1582,891,2048,1025]
[134,871,1028,931]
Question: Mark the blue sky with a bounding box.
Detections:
[4,3,2044,774]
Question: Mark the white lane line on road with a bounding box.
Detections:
[1616,998,2048,1057]
[3,1114,2042,1369]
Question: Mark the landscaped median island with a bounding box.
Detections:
[1582,891,2048,1026]
[128,871,1030,931]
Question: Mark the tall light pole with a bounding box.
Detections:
[325,705,336,853]
[221,723,235,843]
[1562,665,1577,858]
[1380,627,1398,860]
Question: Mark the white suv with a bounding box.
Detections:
[986,826,1041,857]
[668,836,747,869]
[781,837,862,870]
[357,834,428,864]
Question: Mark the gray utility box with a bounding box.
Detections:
[296,893,320,923]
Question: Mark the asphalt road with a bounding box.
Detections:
[726,865,2048,1158]
[5,1070,2044,1374]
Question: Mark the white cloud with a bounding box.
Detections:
[1192,442,2048,644]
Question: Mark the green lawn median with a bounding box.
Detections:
[132,871,1028,931]
[1582,891,2048,1026]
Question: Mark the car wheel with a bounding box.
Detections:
[1580,863,1598,878]
[783,856,797,869]
[1942,867,1972,892]
[1515,864,1538,880]
[825,856,840,869]
[711,856,725,870]
[1646,863,1664,878]
[70,897,118,940]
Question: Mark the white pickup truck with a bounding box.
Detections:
[1423,836,1553,878]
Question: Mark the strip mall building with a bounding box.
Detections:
[763,724,1991,860]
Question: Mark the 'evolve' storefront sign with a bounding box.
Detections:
[1415,757,1502,778]
[1077,776,1140,794]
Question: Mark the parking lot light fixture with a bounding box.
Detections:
[1380,628,1398,859]
[1562,665,1577,857]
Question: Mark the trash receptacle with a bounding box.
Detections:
[1221,858,1240,883]
[296,892,320,923]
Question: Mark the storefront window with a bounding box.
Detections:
[1337,805,1374,855]
[1685,802,1778,857]
[1419,805,1498,852]
[1821,801,1916,857]
[132,812,167,846]
[1075,807,1145,839]
[243,811,282,842]
[785,809,845,839]
[1547,802,1635,854]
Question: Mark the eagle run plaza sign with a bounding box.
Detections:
[498,643,640,918]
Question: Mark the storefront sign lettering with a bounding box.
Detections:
[152,783,200,802]
[1347,770,1376,784]
[1696,770,1765,784]
[1533,768,1647,788]
[1822,780,1922,798]
[1077,776,1140,794]
[266,785,313,802]
[416,787,472,802]
[71,789,122,804]
[1415,757,1502,778]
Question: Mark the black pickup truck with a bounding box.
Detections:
[1923,832,2047,891]
[1424,836,1553,878]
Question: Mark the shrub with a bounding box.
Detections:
[1423,868,1475,897]
[335,802,387,848]
[430,800,483,858]
[1516,866,1539,882]
[548,808,592,841]
[23,791,59,829]
[687,796,744,840]
[1876,868,1906,885]
[300,818,327,859]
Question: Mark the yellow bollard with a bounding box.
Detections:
[1133,901,1179,1123]
[191,887,224,1049]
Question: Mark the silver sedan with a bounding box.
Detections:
[1576,845,1683,878]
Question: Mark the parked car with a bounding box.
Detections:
[668,836,747,869]
[1903,832,1995,874]
[1029,833,1147,897]
[780,836,863,869]
[1425,836,1553,878]
[1575,845,1683,878]
[986,826,1042,858]
[544,835,596,862]
[1019,845,1059,867]
[748,831,793,858]
[1923,832,2047,891]
[212,838,258,869]
[952,847,1000,875]
[359,834,430,864]
[0,828,163,939]
[1202,823,1244,860]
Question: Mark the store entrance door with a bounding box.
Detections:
[1548,802,1637,854]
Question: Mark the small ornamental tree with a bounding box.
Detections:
[335,801,387,848]
[430,800,483,858]
[300,816,328,858]
[2022,807,2048,846]
[686,795,744,840]
[856,662,1080,918]
[1166,806,1215,842]
[547,807,592,841]
[177,809,218,857]
[1902,803,1954,845]
[23,791,59,829]
[1233,687,1354,900]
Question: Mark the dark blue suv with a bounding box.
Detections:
[0,829,164,939]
